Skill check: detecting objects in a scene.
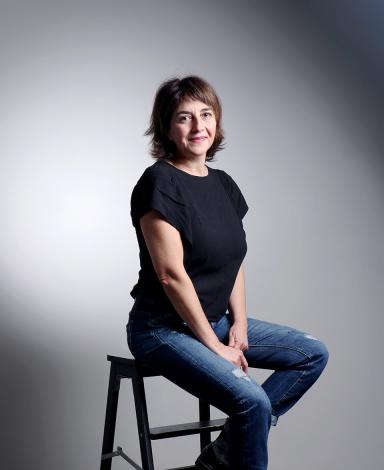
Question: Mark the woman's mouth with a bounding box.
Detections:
[189,137,207,143]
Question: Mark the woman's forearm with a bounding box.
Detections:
[160,272,223,353]
[228,263,247,324]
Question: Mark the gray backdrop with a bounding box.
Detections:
[1,1,383,469]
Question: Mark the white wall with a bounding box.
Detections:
[1,1,383,469]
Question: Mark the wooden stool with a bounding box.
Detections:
[100,355,226,470]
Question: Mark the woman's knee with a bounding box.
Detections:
[305,335,329,372]
[235,383,272,417]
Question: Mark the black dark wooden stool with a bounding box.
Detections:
[100,355,226,470]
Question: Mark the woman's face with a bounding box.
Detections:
[168,98,216,160]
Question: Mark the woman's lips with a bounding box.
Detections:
[189,137,206,142]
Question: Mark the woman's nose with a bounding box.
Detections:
[191,115,204,131]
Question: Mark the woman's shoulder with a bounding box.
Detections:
[213,167,240,190]
[139,159,174,182]
[134,160,174,190]
[214,168,248,216]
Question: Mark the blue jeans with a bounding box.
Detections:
[126,309,329,470]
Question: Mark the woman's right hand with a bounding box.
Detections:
[215,343,249,373]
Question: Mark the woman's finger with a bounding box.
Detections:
[241,354,249,374]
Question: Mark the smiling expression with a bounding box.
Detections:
[168,98,217,160]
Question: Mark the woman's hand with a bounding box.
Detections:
[216,343,248,373]
[228,320,249,352]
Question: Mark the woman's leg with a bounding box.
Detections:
[127,310,272,470]
[207,313,329,465]
[244,317,329,425]
[212,314,329,426]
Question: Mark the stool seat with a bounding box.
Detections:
[100,355,226,470]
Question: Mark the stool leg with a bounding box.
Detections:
[100,363,120,470]
[199,400,212,451]
[131,370,154,470]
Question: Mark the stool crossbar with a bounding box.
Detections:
[100,355,226,470]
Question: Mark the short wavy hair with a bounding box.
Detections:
[144,75,225,162]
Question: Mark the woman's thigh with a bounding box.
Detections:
[127,310,272,417]
[244,317,329,370]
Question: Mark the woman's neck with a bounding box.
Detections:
[167,157,208,176]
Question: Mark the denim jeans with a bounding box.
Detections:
[126,309,329,470]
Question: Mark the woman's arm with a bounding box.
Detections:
[227,263,249,351]
[140,209,248,371]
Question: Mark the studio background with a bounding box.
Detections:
[1,1,383,469]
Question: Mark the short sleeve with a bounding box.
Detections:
[130,168,193,245]
[217,170,249,220]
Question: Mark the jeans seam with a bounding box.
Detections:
[247,343,312,361]
[273,368,308,407]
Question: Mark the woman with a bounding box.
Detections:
[127,75,329,470]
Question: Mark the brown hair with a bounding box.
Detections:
[144,75,225,162]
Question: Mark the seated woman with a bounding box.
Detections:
[126,75,329,470]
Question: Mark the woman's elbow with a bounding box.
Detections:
[157,268,186,287]
[158,273,172,286]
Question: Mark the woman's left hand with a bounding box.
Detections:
[228,321,249,352]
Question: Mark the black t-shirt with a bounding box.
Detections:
[130,159,248,322]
